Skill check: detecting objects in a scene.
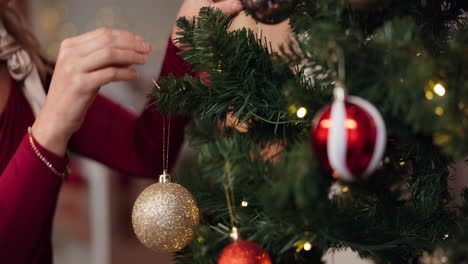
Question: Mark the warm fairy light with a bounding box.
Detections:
[443,234,449,240]
[320,119,357,129]
[399,158,406,166]
[241,201,249,207]
[296,107,307,118]
[230,227,239,240]
[433,83,446,96]
[435,107,444,116]
[294,240,313,252]
[289,105,298,114]
[434,132,450,146]
[342,186,349,193]
[303,242,312,251]
[425,91,434,100]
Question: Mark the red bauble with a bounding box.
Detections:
[311,96,386,181]
[218,240,272,264]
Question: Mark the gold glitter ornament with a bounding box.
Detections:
[132,173,199,254]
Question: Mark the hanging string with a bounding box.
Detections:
[327,45,346,84]
[325,45,348,100]
[162,114,167,174]
[166,117,171,173]
[154,79,171,179]
[223,161,240,240]
[161,112,172,175]
[336,46,346,84]
[224,184,237,227]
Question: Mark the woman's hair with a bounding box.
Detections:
[0,3,54,84]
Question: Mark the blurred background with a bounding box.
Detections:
[24,0,183,263]
[12,1,467,263]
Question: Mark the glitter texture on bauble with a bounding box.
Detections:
[132,180,199,254]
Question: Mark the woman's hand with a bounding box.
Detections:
[171,0,243,49]
[32,28,152,156]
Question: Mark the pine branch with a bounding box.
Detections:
[155,2,468,263]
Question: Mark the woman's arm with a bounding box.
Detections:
[67,0,243,177]
[68,40,191,178]
[31,28,152,158]
[0,135,67,262]
[0,28,149,262]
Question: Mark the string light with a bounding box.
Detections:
[296,107,307,118]
[435,107,444,116]
[303,242,312,251]
[425,91,434,100]
[342,186,349,193]
[434,132,450,146]
[241,201,249,207]
[294,240,313,252]
[433,83,446,96]
[289,105,298,114]
[230,227,239,240]
[399,159,406,166]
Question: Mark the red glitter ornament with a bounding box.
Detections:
[311,93,386,181]
[218,240,272,264]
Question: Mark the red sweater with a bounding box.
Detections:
[0,41,191,263]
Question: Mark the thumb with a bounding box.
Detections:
[211,0,243,16]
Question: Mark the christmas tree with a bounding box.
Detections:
[150,0,468,263]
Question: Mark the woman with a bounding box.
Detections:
[0,0,242,262]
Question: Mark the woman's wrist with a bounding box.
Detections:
[27,127,71,179]
[31,118,71,157]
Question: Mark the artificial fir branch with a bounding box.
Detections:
[151,1,468,263]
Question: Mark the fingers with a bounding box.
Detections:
[212,0,243,15]
[63,27,110,46]
[81,48,147,72]
[56,27,149,90]
[84,29,151,56]
[63,28,152,56]
[88,67,139,88]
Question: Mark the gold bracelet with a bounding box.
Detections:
[27,127,70,180]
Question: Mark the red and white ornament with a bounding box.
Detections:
[311,84,386,181]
